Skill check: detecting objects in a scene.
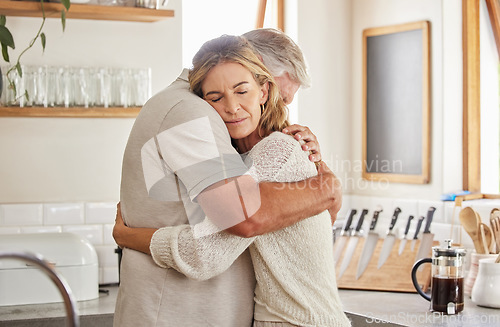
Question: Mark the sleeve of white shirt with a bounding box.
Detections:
[157,114,249,201]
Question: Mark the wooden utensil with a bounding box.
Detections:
[491,208,500,220]
[479,223,492,254]
[491,217,500,253]
[496,252,500,264]
[459,207,484,253]
[490,222,497,254]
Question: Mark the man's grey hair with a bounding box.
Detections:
[243,28,311,88]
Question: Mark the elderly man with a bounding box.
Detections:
[113,29,341,327]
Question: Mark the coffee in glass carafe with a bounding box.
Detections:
[412,240,466,314]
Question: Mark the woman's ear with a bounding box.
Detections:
[260,81,269,104]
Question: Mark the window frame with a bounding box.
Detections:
[463,0,500,194]
[255,0,284,31]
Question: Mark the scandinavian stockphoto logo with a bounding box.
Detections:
[140,116,261,237]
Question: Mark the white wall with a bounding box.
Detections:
[296,0,353,194]
[295,0,466,200]
[349,0,445,199]
[0,0,183,203]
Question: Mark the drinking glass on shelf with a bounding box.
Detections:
[86,67,99,108]
[33,66,47,107]
[22,66,35,107]
[97,67,112,108]
[46,66,64,107]
[1,65,25,107]
[97,0,119,6]
[19,65,45,107]
[135,67,151,107]
[72,67,91,108]
[61,66,73,108]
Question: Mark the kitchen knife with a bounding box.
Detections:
[398,215,414,255]
[333,209,357,264]
[356,208,383,280]
[338,209,369,278]
[377,207,402,269]
[415,207,437,267]
[410,216,425,251]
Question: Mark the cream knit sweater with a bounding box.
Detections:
[150,132,351,327]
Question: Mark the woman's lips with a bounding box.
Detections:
[226,118,247,126]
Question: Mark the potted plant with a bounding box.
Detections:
[0,0,71,103]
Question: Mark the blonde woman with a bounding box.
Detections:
[115,35,350,327]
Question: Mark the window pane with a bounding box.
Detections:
[480,0,500,194]
[182,0,260,67]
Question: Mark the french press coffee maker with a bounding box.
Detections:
[412,240,466,314]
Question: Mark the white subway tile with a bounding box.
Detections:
[348,195,373,212]
[370,198,397,235]
[342,195,371,231]
[0,204,43,226]
[367,196,393,213]
[62,224,103,245]
[443,201,460,224]
[0,227,21,234]
[101,267,119,285]
[393,199,418,217]
[103,224,116,245]
[44,203,84,225]
[85,202,117,224]
[337,195,351,219]
[21,226,62,234]
[468,199,500,222]
[94,245,120,268]
[392,199,418,236]
[417,200,444,223]
[432,222,465,247]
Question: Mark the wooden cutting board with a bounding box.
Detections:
[335,238,437,292]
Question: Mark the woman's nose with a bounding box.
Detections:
[224,96,240,113]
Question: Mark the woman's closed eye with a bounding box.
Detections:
[208,96,222,103]
[204,94,222,103]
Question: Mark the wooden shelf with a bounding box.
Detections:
[0,1,174,22]
[0,106,141,118]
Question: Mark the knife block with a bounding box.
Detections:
[335,238,438,292]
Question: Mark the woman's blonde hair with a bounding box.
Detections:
[188,35,289,137]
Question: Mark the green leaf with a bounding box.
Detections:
[41,32,46,52]
[0,25,15,49]
[61,0,71,11]
[16,63,22,78]
[61,10,66,32]
[24,90,30,103]
[0,15,6,26]
[1,43,9,62]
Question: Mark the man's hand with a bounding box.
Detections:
[316,161,342,225]
[282,124,321,162]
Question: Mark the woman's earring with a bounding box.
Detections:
[260,104,264,114]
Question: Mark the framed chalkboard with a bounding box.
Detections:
[362,21,431,184]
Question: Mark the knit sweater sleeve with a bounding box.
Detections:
[248,132,317,183]
[150,218,255,281]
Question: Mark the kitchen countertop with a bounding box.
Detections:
[0,285,117,327]
[340,289,499,327]
[0,286,498,327]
